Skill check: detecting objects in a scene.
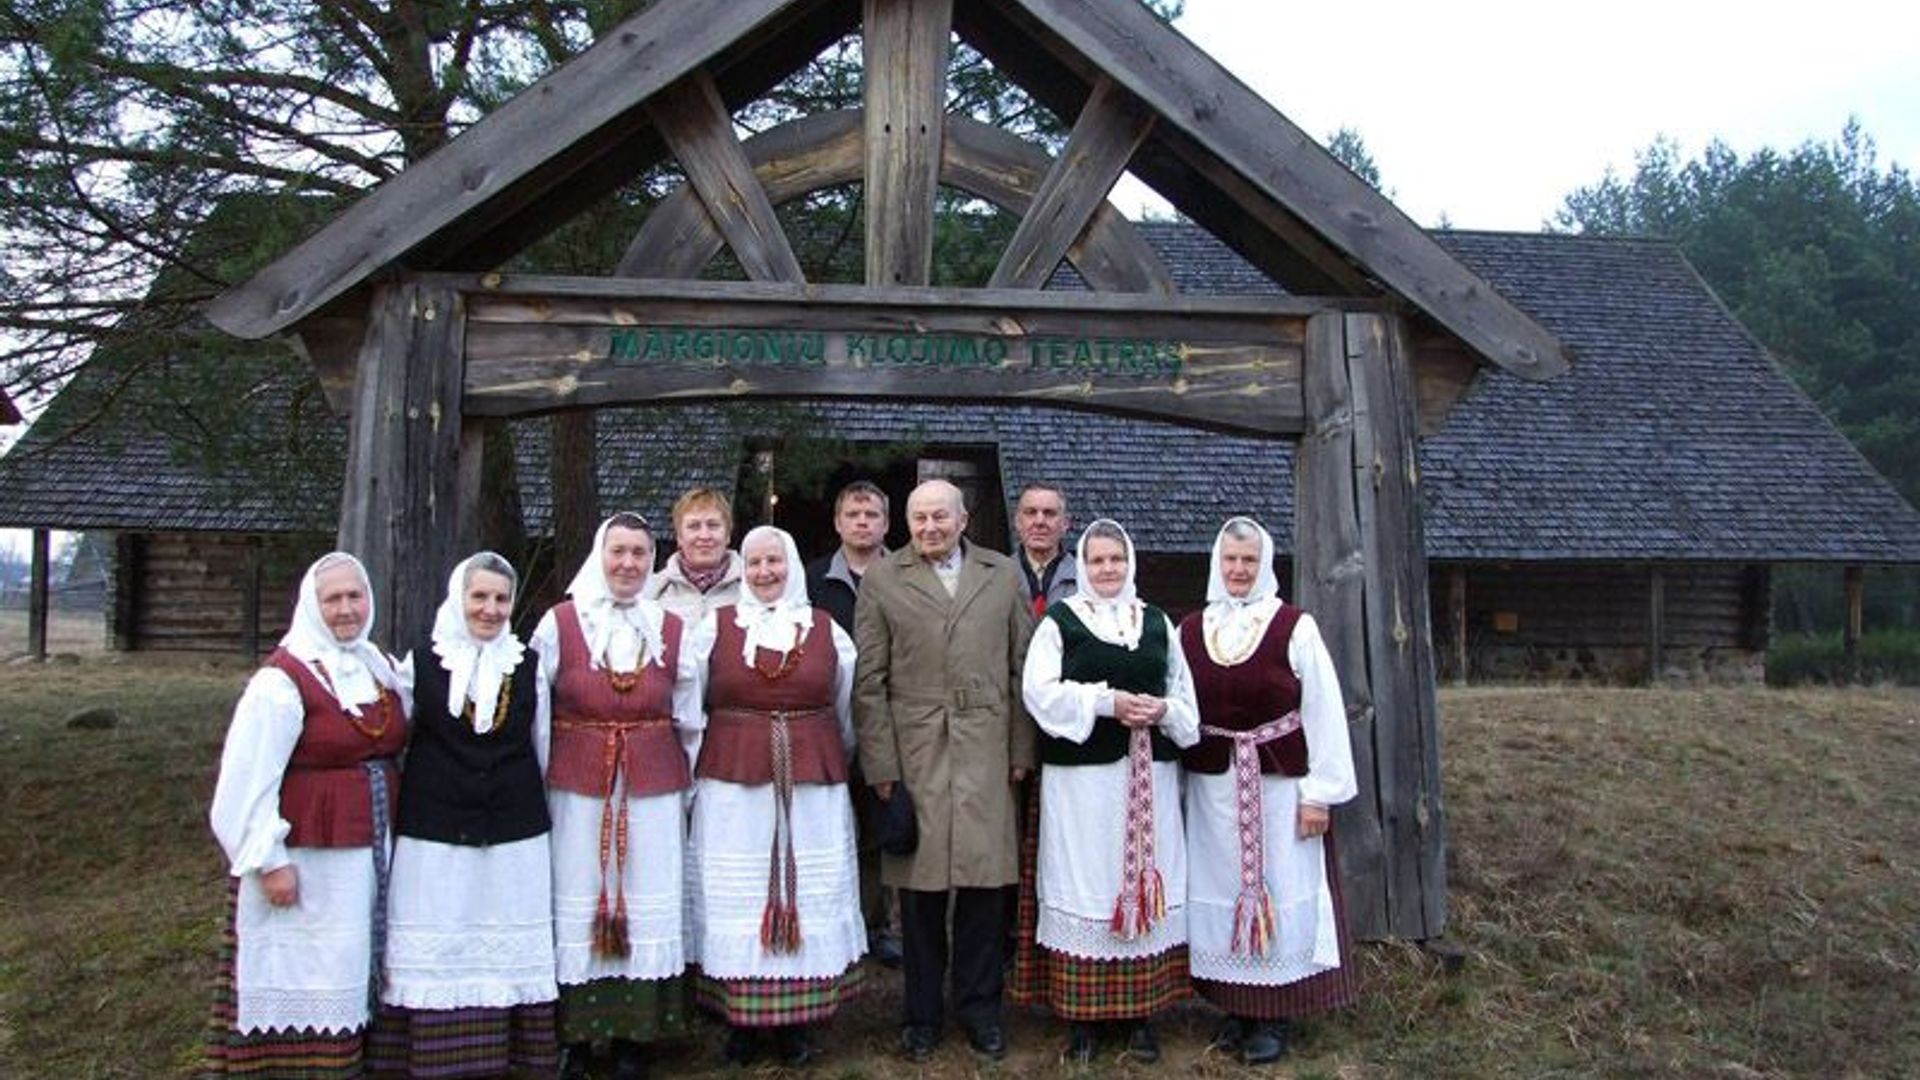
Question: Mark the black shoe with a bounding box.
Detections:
[558,1042,592,1080]
[965,1023,1008,1061]
[901,1024,939,1063]
[1207,1015,1245,1053]
[1241,1020,1290,1066]
[1064,1023,1098,1064]
[1125,1021,1160,1064]
[870,929,903,968]
[611,1036,648,1080]
[723,1026,763,1065]
[775,1025,819,1068]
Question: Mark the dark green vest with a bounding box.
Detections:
[1039,601,1180,767]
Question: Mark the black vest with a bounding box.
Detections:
[395,638,550,846]
[1039,602,1181,767]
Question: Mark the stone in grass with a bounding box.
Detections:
[65,706,123,731]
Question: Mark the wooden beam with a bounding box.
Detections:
[27,527,49,661]
[336,281,467,652]
[1449,563,1469,686]
[996,0,1570,380]
[110,532,137,652]
[1844,564,1864,683]
[1648,565,1666,685]
[621,111,1177,293]
[988,77,1154,289]
[1295,311,1385,938]
[243,536,264,660]
[647,69,805,283]
[1346,310,1448,939]
[206,0,812,340]
[862,0,952,287]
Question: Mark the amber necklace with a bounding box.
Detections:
[752,641,806,682]
[310,658,394,740]
[461,676,514,734]
[1205,608,1268,667]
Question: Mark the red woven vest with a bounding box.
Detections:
[267,648,407,847]
[546,601,691,798]
[1179,605,1309,777]
[696,608,846,786]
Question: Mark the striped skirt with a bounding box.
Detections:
[200,896,365,1079]
[693,964,866,1027]
[365,1004,558,1078]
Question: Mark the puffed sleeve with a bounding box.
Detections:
[676,611,714,771]
[1291,613,1358,808]
[1156,613,1201,748]
[829,618,857,758]
[208,667,305,877]
[530,611,560,776]
[1020,616,1114,744]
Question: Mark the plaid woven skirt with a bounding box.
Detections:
[556,976,688,1046]
[364,1003,558,1078]
[1010,772,1192,1021]
[692,963,866,1027]
[1193,830,1358,1020]
[200,888,366,1079]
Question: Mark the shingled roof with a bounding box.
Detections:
[4,227,1916,563]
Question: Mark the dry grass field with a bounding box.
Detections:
[1,661,1915,1078]
[0,607,107,659]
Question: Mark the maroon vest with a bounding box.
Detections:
[546,601,691,798]
[1179,605,1309,777]
[268,648,408,847]
[697,608,847,786]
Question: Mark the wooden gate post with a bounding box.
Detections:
[337,280,467,651]
[27,527,50,660]
[1296,311,1449,941]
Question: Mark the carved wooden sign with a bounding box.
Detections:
[457,275,1335,435]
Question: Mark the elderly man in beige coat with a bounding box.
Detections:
[854,479,1036,1063]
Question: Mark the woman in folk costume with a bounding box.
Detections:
[206,552,410,1077]
[684,526,865,1068]
[1017,519,1199,1064]
[531,514,705,1080]
[1179,517,1358,1065]
[371,553,557,1078]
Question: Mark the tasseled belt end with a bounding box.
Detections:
[592,896,632,959]
[1230,887,1276,957]
[760,900,803,954]
[1109,869,1168,941]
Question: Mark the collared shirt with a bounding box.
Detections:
[925,543,965,596]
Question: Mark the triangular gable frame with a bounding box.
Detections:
[208,0,1576,943]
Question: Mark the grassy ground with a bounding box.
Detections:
[2,665,1915,1078]
[0,607,107,659]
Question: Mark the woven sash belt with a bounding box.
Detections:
[1199,711,1303,955]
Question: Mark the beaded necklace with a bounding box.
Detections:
[461,675,514,734]
[751,640,806,682]
[309,658,395,740]
[1204,608,1270,667]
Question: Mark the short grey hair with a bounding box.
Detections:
[462,551,519,598]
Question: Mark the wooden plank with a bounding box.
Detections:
[336,281,467,651]
[1449,563,1469,686]
[110,532,138,652]
[243,536,264,659]
[1844,564,1864,682]
[988,76,1153,289]
[27,527,49,660]
[862,0,952,287]
[1346,311,1448,939]
[1294,311,1385,937]
[1648,565,1667,684]
[646,69,805,284]
[995,0,1570,381]
[620,111,1177,293]
[206,0,812,340]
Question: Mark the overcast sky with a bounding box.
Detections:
[1114,0,1920,230]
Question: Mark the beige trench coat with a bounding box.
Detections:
[853,543,1037,891]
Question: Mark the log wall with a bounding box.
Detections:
[111,532,330,655]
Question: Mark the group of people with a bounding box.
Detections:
[205,479,1358,1079]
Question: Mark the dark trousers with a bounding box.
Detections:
[899,886,1007,1033]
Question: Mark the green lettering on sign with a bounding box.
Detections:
[605,326,1185,380]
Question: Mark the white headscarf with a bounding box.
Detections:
[1063,518,1146,650]
[280,551,403,715]
[1201,516,1284,665]
[733,525,814,664]
[565,514,666,672]
[431,552,526,732]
